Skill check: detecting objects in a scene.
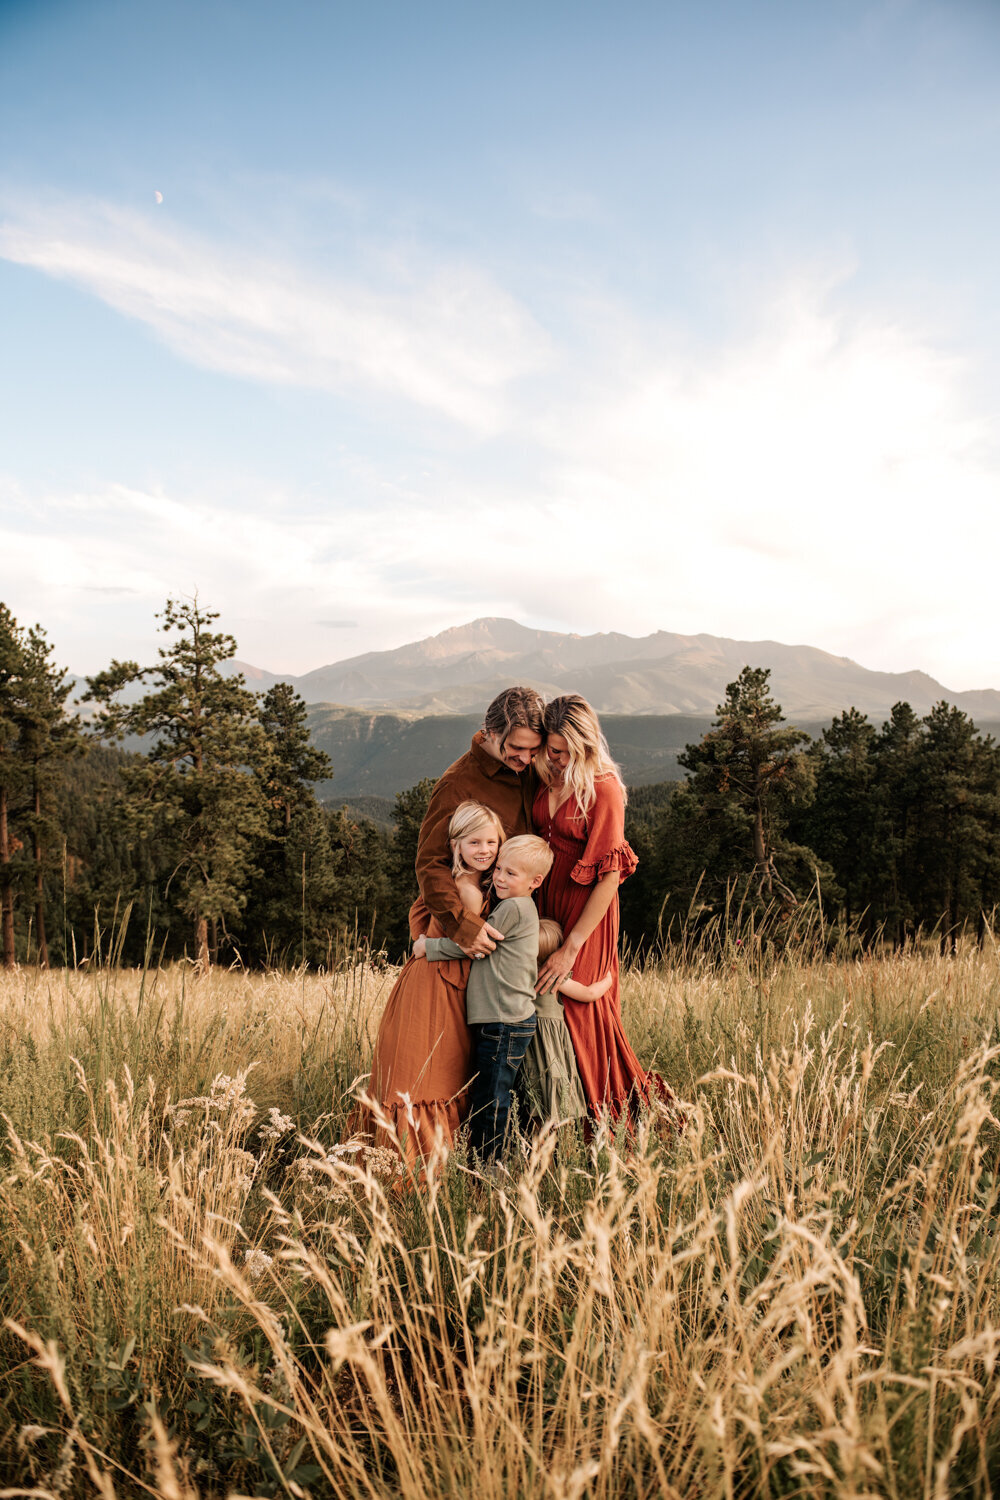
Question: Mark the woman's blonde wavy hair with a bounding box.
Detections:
[537,695,626,819]
[448,801,506,879]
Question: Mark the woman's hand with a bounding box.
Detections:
[536,936,581,993]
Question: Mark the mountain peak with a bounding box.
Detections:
[230,620,1000,722]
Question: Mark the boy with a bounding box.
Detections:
[413,834,553,1162]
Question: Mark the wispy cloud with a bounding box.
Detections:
[2,244,997,688]
[0,194,552,432]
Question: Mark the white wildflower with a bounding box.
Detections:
[228,1147,258,1195]
[258,1107,295,1142]
[243,1247,274,1280]
[363,1145,402,1181]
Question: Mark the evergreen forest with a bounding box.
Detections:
[3,602,998,970]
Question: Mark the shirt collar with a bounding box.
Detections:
[472,730,514,779]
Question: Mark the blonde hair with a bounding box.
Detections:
[537,918,564,963]
[448,801,506,879]
[497,833,554,881]
[537,694,626,817]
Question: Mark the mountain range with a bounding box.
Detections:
[73,619,1000,801]
[235,617,1000,721]
[228,618,999,800]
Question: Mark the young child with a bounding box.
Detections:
[519,919,612,1126]
[414,833,553,1163]
[350,800,504,1166]
[448,800,507,915]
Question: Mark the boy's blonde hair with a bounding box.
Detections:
[448,800,506,879]
[537,918,564,963]
[498,833,554,881]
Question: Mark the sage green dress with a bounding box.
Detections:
[519,989,588,1122]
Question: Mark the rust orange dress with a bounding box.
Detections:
[533,775,675,1121]
[352,897,474,1165]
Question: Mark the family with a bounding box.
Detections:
[354,686,674,1166]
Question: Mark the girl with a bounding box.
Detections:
[351,801,506,1165]
[519,918,613,1126]
[449,800,505,916]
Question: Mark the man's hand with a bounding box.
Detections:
[412,935,427,959]
[459,922,504,959]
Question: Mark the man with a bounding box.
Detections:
[414,685,544,956]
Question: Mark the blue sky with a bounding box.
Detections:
[2,0,999,688]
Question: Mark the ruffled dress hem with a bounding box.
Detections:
[348,1093,469,1169]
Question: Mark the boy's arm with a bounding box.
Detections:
[422,899,521,963]
[422,934,466,961]
[557,971,614,1004]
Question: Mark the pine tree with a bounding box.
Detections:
[678,667,818,904]
[911,703,1000,948]
[386,778,435,953]
[0,605,30,967]
[0,607,81,967]
[17,626,82,965]
[871,702,924,943]
[802,708,879,932]
[84,598,270,971]
[257,683,332,831]
[234,683,335,964]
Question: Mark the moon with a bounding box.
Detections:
[154,191,163,204]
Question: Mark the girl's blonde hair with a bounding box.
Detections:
[537,918,564,964]
[537,694,626,818]
[448,801,506,879]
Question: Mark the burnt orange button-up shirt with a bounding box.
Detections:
[414,732,539,948]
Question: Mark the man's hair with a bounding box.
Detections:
[536,917,564,963]
[498,833,554,880]
[482,685,545,748]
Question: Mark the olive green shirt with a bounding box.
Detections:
[424,895,539,1025]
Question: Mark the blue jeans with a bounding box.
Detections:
[467,1018,537,1162]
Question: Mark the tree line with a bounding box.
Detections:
[620,667,1000,951]
[3,603,998,969]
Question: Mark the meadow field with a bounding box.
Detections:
[1,933,999,1498]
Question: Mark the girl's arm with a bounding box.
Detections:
[558,970,613,1004]
[535,871,620,992]
[455,870,485,914]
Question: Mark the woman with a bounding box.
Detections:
[533,694,674,1121]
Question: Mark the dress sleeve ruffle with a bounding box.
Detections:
[571,839,639,887]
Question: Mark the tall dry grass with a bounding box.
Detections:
[1,935,999,1497]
